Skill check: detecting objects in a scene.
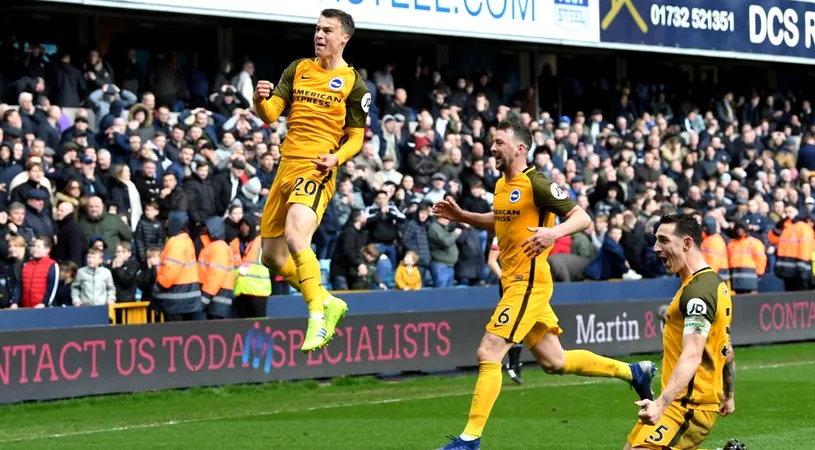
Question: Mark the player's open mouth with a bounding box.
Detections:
[660,257,669,264]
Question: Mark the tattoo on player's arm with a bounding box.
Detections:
[723,341,735,395]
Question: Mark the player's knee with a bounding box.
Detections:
[539,357,565,374]
[261,251,284,271]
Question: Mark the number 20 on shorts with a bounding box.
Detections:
[293,177,318,196]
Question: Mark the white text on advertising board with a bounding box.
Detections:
[47,0,600,43]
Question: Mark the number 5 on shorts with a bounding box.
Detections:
[648,424,669,443]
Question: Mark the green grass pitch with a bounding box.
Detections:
[0,342,813,449]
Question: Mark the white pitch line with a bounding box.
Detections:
[2,360,813,444]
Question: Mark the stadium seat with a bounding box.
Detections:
[319,259,332,290]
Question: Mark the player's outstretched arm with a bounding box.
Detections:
[719,340,736,417]
[637,328,706,425]
[432,197,494,231]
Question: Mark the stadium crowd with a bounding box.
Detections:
[1,42,814,318]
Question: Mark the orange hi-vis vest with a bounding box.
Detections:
[234,236,272,297]
[155,232,202,314]
[775,220,815,280]
[726,236,766,292]
[198,240,235,318]
[701,233,729,282]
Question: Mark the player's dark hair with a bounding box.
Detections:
[321,9,356,37]
[659,213,703,248]
[496,120,533,151]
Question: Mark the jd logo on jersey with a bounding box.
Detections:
[329,77,344,90]
[601,0,648,33]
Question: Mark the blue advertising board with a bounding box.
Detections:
[599,0,815,64]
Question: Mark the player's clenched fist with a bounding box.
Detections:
[254,80,274,102]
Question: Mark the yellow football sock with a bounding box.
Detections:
[562,349,632,382]
[292,248,328,315]
[276,255,301,292]
[462,361,503,439]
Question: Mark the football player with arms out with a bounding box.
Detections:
[627,213,735,450]
[253,9,370,353]
[433,121,656,450]
[486,235,523,384]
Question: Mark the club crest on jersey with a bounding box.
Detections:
[329,77,344,90]
[509,189,521,203]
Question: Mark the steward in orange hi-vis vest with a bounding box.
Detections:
[774,212,815,291]
[154,212,202,316]
[198,218,235,319]
[726,222,766,294]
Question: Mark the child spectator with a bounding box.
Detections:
[395,251,422,291]
[350,244,387,291]
[72,248,117,306]
[0,236,27,309]
[88,235,110,264]
[134,201,164,264]
[53,261,78,307]
[111,242,141,302]
[139,246,161,306]
[21,236,59,308]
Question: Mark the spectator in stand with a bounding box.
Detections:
[406,136,438,189]
[53,260,77,307]
[184,162,218,234]
[109,164,143,231]
[127,103,156,143]
[22,189,53,239]
[395,250,422,291]
[455,222,484,285]
[365,190,405,273]
[111,242,141,302]
[134,201,163,265]
[401,202,432,283]
[88,84,137,128]
[37,106,63,150]
[349,244,388,291]
[333,176,366,226]
[330,209,368,291]
[78,195,133,254]
[584,226,642,281]
[424,172,449,204]
[428,215,461,288]
[77,154,108,200]
[139,247,161,307]
[212,160,246,216]
[2,202,34,244]
[0,236,26,309]
[51,52,86,108]
[52,201,85,266]
[133,159,161,206]
[82,49,115,91]
[10,160,51,212]
[158,172,188,220]
[154,212,203,321]
[72,247,116,306]
[20,236,59,308]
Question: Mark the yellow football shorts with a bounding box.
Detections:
[628,402,718,449]
[261,162,336,239]
[486,282,562,347]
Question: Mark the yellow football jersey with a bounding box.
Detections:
[273,58,370,162]
[662,268,733,411]
[492,166,575,289]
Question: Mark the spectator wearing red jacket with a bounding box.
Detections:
[21,236,59,308]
